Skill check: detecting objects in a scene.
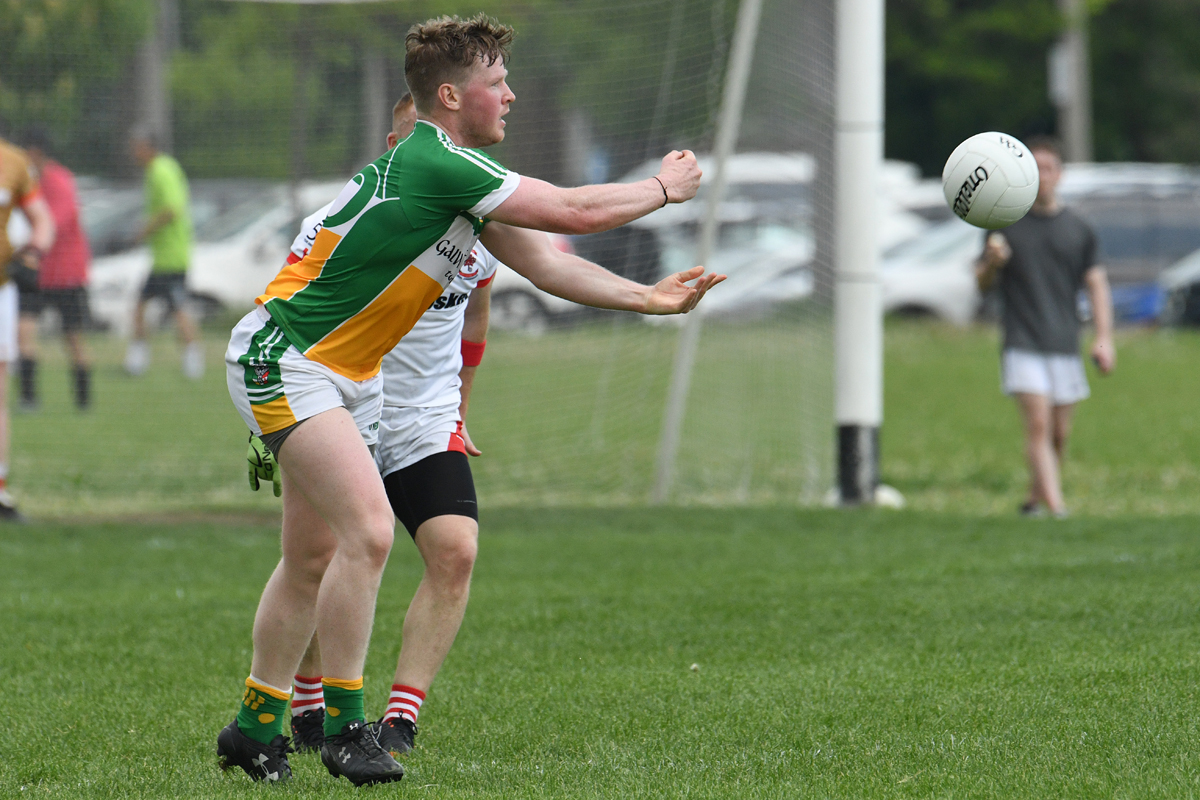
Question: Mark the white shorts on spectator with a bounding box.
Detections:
[1001,349,1090,406]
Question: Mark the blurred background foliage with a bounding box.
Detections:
[1,0,1199,179]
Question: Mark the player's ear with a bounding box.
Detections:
[386,133,399,149]
[438,83,462,111]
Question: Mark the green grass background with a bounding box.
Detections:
[5,318,1200,797]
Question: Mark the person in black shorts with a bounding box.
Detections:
[975,136,1115,518]
[16,127,91,410]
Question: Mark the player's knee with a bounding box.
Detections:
[357,514,396,568]
[429,529,477,585]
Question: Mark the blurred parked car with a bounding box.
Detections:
[484,153,941,330]
[881,163,1200,324]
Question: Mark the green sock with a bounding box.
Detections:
[236,677,290,744]
[323,677,365,737]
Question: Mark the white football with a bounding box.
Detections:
[942,132,1039,230]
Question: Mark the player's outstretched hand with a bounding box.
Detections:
[643,266,727,315]
[462,424,482,457]
[656,150,702,204]
[247,434,282,497]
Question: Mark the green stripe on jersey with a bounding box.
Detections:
[238,319,288,406]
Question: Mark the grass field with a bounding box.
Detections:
[12,315,1200,515]
[6,509,1200,798]
[5,317,1200,797]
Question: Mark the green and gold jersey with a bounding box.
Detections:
[258,121,520,381]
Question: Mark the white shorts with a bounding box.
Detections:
[225,307,383,445]
[0,282,18,363]
[374,404,465,479]
[1001,349,1090,406]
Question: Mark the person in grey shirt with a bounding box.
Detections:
[975,136,1115,517]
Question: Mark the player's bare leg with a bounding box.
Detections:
[266,408,395,686]
[395,514,479,690]
[125,300,150,375]
[248,470,337,689]
[1015,392,1064,515]
[221,407,400,783]
[1050,402,1076,465]
[0,360,17,518]
[369,513,478,755]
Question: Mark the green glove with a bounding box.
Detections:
[247,434,281,497]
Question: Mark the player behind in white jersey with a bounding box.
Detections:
[270,95,499,755]
[220,15,722,786]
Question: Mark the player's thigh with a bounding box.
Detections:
[280,468,339,577]
[382,448,477,540]
[278,407,392,544]
[1013,391,1052,436]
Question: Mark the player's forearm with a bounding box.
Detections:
[553,180,666,234]
[523,251,648,313]
[25,200,56,252]
[458,365,477,421]
[489,177,666,236]
[1088,271,1114,341]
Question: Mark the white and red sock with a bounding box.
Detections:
[292,674,325,716]
[382,684,425,724]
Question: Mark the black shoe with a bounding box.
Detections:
[0,490,27,523]
[372,716,418,757]
[291,708,325,753]
[320,719,404,786]
[216,719,293,783]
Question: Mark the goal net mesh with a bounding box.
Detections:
[0,0,834,513]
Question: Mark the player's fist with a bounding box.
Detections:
[247,434,281,497]
[656,150,702,204]
[983,232,1011,269]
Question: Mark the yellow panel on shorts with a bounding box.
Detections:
[252,395,299,435]
[305,266,444,382]
[257,228,343,304]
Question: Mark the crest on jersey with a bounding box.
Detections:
[252,364,271,386]
[458,250,480,279]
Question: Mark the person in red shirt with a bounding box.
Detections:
[17,127,91,410]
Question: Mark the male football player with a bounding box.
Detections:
[275,94,501,759]
[219,14,720,786]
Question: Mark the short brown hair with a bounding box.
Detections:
[404,14,514,112]
[1025,135,1063,160]
[392,93,413,128]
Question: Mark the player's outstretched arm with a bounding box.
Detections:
[487,150,702,236]
[479,223,725,315]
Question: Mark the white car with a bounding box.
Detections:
[881,217,982,325]
[87,180,344,335]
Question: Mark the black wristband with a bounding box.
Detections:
[653,176,669,208]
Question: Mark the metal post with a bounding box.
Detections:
[833,0,885,504]
[134,0,178,152]
[1052,0,1093,162]
[651,0,763,504]
[362,46,388,162]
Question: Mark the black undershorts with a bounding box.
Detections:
[383,450,478,538]
[19,286,90,332]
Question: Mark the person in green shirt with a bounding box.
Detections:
[126,131,202,379]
